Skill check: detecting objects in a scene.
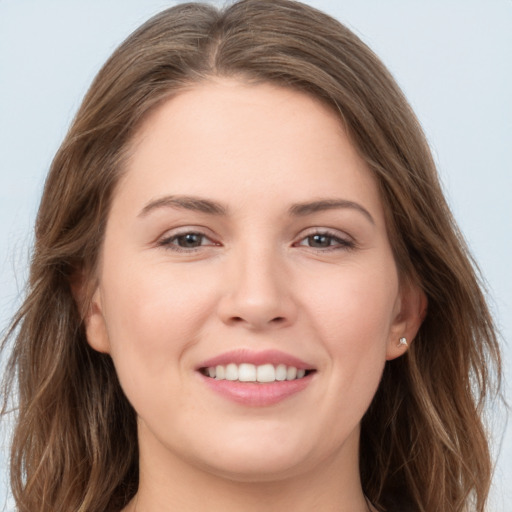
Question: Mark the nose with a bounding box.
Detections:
[216,248,297,331]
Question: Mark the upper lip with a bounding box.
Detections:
[196,349,314,370]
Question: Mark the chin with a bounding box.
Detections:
[185,426,324,483]
[199,451,311,483]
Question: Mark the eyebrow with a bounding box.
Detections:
[138,195,374,224]
[138,195,228,217]
[288,199,375,224]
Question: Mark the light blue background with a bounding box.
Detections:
[1,1,511,510]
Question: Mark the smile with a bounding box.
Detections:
[196,350,316,406]
[200,363,311,382]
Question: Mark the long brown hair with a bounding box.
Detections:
[1,1,502,510]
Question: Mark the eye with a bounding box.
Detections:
[296,231,355,250]
[173,233,207,248]
[158,231,218,251]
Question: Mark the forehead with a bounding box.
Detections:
[117,78,384,223]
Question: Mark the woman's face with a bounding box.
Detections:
[85,79,420,482]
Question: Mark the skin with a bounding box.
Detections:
[84,78,425,512]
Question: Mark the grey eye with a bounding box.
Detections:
[175,233,205,248]
[307,234,334,248]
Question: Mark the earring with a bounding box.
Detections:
[398,337,408,347]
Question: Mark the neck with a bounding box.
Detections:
[125,423,370,512]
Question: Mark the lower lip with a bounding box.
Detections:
[199,373,314,407]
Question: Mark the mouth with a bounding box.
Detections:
[199,363,315,382]
[196,350,316,406]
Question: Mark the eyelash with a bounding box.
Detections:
[294,230,356,251]
[157,231,218,253]
[157,229,355,253]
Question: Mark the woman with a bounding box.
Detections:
[0,1,502,510]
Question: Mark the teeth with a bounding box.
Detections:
[276,364,287,381]
[204,363,310,382]
[239,363,256,382]
[215,365,225,380]
[225,363,238,381]
[257,363,275,382]
[286,366,297,380]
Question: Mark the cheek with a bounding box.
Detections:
[298,266,397,441]
[98,260,218,391]
[303,258,398,395]
[312,254,398,342]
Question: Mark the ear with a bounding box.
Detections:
[83,287,111,354]
[70,270,111,354]
[386,279,427,361]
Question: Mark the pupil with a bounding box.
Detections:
[179,233,202,247]
[310,234,330,247]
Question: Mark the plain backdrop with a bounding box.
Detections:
[1,1,511,510]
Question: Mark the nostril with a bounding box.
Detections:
[228,315,287,327]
